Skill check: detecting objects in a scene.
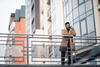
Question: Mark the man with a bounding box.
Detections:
[60,22,76,65]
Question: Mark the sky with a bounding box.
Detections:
[0,0,25,33]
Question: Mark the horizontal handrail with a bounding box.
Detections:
[0,33,99,64]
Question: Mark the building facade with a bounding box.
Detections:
[63,0,100,64]
[64,0,96,36]
[25,0,32,34]
[5,6,26,64]
[25,0,100,65]
[47,0,100,64]
[26,0,53,64]
[26,0,40,34]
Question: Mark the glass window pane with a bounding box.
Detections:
[73,8,79,19]
[67,0,70,14]
[79,0,85,4]
[86,10,93,16]
[80,14,86,20]
[66,4,69,15]
[70,21,74,25]
[79,4,85,15]
[69,13,73,22]
[87,15,95,33]
[74,22,81,36]
[74,17,79,23]
[81,20,87,35]
[72,0,78,9]
[69,0,72,12]
[67,15,70,22]
[86,0,92,11]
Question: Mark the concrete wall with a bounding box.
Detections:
[93,0,100,36]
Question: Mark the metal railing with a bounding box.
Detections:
[0,33,100,65]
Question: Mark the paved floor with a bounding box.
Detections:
[0,65,99,67]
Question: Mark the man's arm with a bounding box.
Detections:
[70,28,76,36]
[61,29,69,35]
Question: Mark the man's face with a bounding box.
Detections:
[65,24,70,28]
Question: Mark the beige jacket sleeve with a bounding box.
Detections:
[69,27,76,36]
[61,27,76,36]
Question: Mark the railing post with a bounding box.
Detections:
[67,36,73,65]
[70,37,73,65]
[27,35,29,64]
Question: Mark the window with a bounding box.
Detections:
[64,0,96,37]
[86,10,93,16]
[70,21,74,25]
[69,0,72,12]
[73,8,79,19]
[80,14,86,20]
[74,17,79,23]
[78,0,85,5]
[79,4,85,15]
[66,15,70,22]
[66,3,69,15]
[87,15,95,33]
[72,0,78,9]
[81,20,87,35]
[86,0,92,12]
[69,13,73,22]
[74,22,81,36]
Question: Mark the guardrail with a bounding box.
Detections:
[0,33,100,65]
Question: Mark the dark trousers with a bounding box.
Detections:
[61,51,66,65]
[67,44,71,65]
[61,39,71,65]
[61,46,71,65]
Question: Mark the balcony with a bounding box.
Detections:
[0,65,99,67]
[0,33,100,65]
[0,65,100,67]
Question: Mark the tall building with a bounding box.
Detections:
[26,0,53,64]
[5,6,26,64]
[25,0,100,65]
[5,13,15,64]
[48,0,100,64]
[64,0,96,37]
[93,0,100,39]
[39,0,53,64]
[25,0,32,34]
[8,13,15,34]
[50,0,64,64]
[26,0,44,64]
[14,6,26,64]
[26,0,40,34]
[46,0,100,64]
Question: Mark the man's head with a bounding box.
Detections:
[65,22,70,29]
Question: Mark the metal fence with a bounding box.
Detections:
[0,33,100,65]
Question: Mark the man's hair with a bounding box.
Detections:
[65,22,70,25]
